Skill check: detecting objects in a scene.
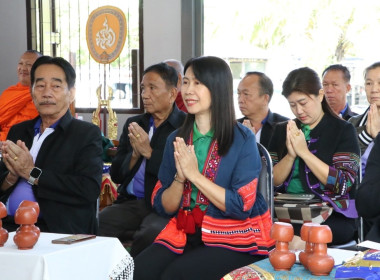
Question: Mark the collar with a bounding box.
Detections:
[261,112,269,124]
[167,104,186,128]
[300,123,311,132]
[263,110,279,126]
[339,103,349,116]
[33,117,61,136]
[238,110,271,125]
[192,122,214,142]
[149,116,157,134]
[359,107,370,127]
[145,104,185,130]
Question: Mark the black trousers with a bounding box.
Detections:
[292,211,357,245]
[133,229,265,280]
[98,198,169,256]
[130,212,169,257]
[98,198,150,238]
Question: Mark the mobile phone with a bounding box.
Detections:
[51,234,96,244]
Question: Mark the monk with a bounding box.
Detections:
[0,50,42,141]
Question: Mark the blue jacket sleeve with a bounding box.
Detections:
[223,127,262,220]
[152,131,178,217]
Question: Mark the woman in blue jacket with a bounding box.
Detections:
[134,56,275,280]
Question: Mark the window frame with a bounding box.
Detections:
[26,0,145,115]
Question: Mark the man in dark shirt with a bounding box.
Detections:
[98,63,186,256]
[237,71,288,149]
[0,56,103,234]
[322,64,357,120]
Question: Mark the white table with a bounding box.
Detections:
[0,232,134,280]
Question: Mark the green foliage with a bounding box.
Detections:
[204,0,380,73]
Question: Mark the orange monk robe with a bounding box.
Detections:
[0,82,39,141]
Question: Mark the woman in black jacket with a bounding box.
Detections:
[268,67,360,246]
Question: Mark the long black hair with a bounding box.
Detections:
[177,56,236,156]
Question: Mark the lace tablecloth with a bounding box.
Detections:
[0,232,134,280]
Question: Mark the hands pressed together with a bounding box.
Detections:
[173,137,199,183]
[366,104,380,139]
[1,140,34,185]
[128,122,152,159]
[286,120,309,160]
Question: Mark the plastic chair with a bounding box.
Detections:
[257,143,274,219]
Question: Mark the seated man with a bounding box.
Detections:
[0,50,42,141]
[237,71,288,148]
[0,56,103,234]
[356,133,380,242]
[98,63,186,256]
[322,64,357,120]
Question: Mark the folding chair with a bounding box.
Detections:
[257,142,274,219]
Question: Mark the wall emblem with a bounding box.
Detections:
[86,6,127,64]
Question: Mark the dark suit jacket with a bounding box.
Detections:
[356,133,380,242]
[238,110,289,149]
[0,110,103,234]
[110,105,186,209]
[342,105,357,121]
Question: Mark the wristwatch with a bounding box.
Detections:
[27,167,42,185]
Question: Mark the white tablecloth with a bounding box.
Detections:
[0,232,134,280]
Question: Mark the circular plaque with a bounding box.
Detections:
[86,6,127,64]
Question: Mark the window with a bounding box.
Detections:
[27,0,143,113]
[202,0,380,118]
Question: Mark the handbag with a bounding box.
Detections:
[99,173,118,211]
[274,199,333,224]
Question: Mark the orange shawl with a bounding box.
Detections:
[0,83,38,141]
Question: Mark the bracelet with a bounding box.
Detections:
[5,177,15,186]
[173,173,185,184]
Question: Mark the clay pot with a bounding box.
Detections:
[0,202,8,246]
[0,227,8,247]
[307,225,334,276]
[270,222,294,242]
[308,224,333,244]
[269,222,296,271]
[17,201,40,237]
[299,223,317,269]
[18,200,40,216]
[14,206,39,250]
[16,224,40,238]
[0,201,7,219]
[14,206,38,225]
[13,225,38,250]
